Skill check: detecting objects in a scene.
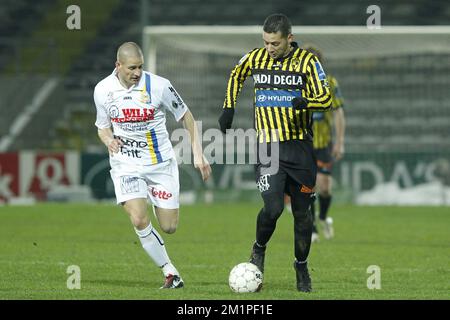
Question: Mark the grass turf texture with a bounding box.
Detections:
[0,203,448,299]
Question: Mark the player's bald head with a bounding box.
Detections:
[116,42,144,63]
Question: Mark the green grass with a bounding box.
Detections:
[0,203,449,300]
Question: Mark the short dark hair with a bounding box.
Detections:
[263,14,292,37]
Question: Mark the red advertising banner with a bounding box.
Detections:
[0,153,19,203]
[0,151,80,203]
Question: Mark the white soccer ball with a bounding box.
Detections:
[229,262,263,293]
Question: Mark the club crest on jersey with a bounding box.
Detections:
[140,90,151,104]
[291,57,300,70]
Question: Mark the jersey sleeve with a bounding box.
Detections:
[161,81,188,122]
[305,54,332,111]
[93,85,111,129]
[222,49,255,109]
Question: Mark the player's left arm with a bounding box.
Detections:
[181,110,212,182]
[293,54,332,111]
[162,81,211,181]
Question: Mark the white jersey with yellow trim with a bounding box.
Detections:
[94,69,188,167]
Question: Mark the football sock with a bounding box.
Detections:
[253,241,266,252]
[293,208,313,262]
[290,193,314,262]
[161,262,179,277]
[295,259,308,265]
[135,224,173,272]
[319,195,332,220]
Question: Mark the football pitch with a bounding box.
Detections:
[0,203,448,300]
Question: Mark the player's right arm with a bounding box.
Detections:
[94,85,123,154]
[97,127,123,154]
[219,49,256,133]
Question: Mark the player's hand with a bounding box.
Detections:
[332,143,344,161]
[195,155,212,181]
[107,137,124,154]
[218,108,235,133]
[292,97,308,110]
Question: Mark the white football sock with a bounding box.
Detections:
[162,262,179,277]
[135,224,175,274]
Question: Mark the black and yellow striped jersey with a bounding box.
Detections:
[223,43,331,143]
[312,75,344,149]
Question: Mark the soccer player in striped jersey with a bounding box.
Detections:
[219,14,331,292]
[286,44,346,243]
[94,42,211,289]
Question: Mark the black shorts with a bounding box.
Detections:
[255,140,317,196]
[314,144,333,175]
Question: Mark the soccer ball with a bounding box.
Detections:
[228,262,263,293]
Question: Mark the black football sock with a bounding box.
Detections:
[291,193,314,262]
[319,195,332,220]
[293,208,313,262]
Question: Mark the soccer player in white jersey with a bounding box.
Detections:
[94,42,211,289]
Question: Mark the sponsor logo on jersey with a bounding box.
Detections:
[300,185,314,193]
[256,174,271,192]
[315,61,326,81]
[111,108,155,123]
[168,87,185,108]
[119,137,148,148]
[255,90,302,107]
[253,73,303,86]
[272,62,282,68]
[252,69,305,90]
[151,187,173,200]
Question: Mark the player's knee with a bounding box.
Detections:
[291,194,315,220]
[127,211,149,230]
[263,198,284,220]
[161,225,177,234]
[132,216,150,230]
[320,190,331,198]
[159,220,178,234]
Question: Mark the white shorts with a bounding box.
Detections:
[110,158,179,209]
